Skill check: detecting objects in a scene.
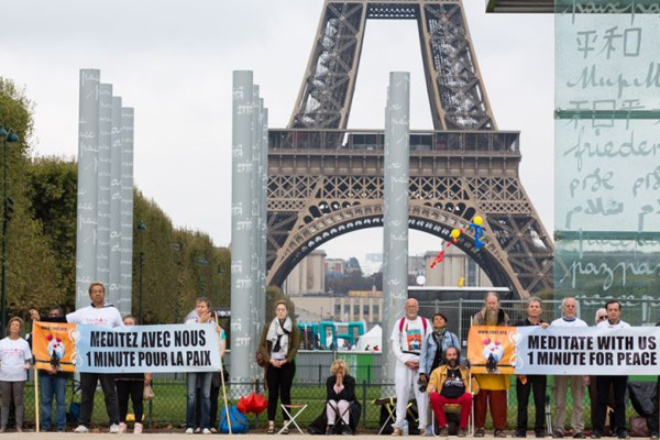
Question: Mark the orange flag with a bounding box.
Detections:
[32,321,77,373]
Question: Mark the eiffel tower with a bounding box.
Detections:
[265,0,553,298]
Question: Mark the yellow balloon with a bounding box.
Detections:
[473,216,484,226]
[451,229,461,239]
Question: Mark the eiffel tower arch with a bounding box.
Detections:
[266,0,554,298]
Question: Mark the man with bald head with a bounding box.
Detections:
[551,297,588,439]
[390,298,432,436]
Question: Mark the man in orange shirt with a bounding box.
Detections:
[472,293,510,438]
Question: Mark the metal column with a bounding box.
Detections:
[110,96,124,312]
[381,72,410,379]
[120,108,135,314]
[230,71,255,384]
[75,69,100,308]
[96,84,113,287]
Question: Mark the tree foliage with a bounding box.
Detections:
[1,76,233,324]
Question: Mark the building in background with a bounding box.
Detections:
[423,245,492,288]
[284,249,326,296]
[291,290,383,325]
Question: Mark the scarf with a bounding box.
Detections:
[267,316,292,355]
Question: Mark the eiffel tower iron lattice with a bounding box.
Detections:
[266,0,553,298]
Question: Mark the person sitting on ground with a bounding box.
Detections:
[427,347,479,438]
[325,359,356,435]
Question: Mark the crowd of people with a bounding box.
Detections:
[393,294,655,439]
[0,283,656,437]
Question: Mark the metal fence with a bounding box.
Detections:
[23,369,654,432]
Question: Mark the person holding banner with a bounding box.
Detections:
[471,292,510,438]
[66,282,124,434]
[185,297,223,435]
[588,309,614,436]
[115,315,151,434]
[550,297,588,439]
[427,347,479,438]
[592,300,630,440]
[0,317,32,432]
[389,298,432,436]
[259,300,300,435]
[28,306,72,432]
[513,297,549,438]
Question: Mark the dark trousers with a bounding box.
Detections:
[196,384,220,429]
[517,375,547,432]
[79,372,120,426]
[647,378,660,435]
[594,376,628,435]
[116,380,144,424]
[266,361,296,421]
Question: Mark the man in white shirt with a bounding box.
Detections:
[67,282,123,434]
[592,300,630,440]
[551,297,588,439]
[390,298,432,436]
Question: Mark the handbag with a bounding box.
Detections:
[237,392,268,415]
[219,406,250,434]
[143,383,155,401]
[630,416,649,437]
[256,351,268,368]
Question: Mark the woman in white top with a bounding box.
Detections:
[0,317,32,432]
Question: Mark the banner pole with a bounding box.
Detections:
[34,366,40,433]
[218,353,232,435]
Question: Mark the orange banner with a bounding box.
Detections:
[467,326,517,375]
[32,321,77,373]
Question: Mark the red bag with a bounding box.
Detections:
[237,392,268,415]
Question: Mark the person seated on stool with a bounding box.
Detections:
[427,347,479,437]
[325,359,356,435]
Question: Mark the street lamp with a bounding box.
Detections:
[0,125,19,336]
[137,221,147,324]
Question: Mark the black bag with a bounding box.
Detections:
[307,400,362,435]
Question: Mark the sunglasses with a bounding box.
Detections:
[598,315,607,320]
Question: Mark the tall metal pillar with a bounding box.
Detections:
[381,72,410,379]
[251,87,263,365]
[230,71,254,384]
[75,69,100,309]
[260,106,268,333]
[96,84,113,287]
[110,96,124,312]
[120,108,135,315]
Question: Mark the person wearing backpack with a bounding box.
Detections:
[258,300,300,434]
[389,298,432,436]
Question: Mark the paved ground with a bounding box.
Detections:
[0,432,501,438]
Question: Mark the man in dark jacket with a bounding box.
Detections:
[513,297,549,438]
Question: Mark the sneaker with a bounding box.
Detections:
[591,432,602,439]
[281,427,289,435]
[110,423,121,434]
[553,431,565,439]
[573,433,585,439]
[391,428,403,436]
[210,427,218,433]
[475,428,485,437]
[74,425,90,433]
[458,428,468,438]
[651,433,659,440]
[537,431,547,438]
[202,428,211,434]
[438,427,449,437]
[134,423,143,434]
[194,428,201,433]
[185,428,194,434]
[617,431,629,439]
[515,430,527,438]
[119,423,127,434]
[495,429,507,438]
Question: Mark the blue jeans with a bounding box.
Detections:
[186,372,212,429]
[40,373,68,431]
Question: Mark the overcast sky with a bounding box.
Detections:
[0,0,554,263]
